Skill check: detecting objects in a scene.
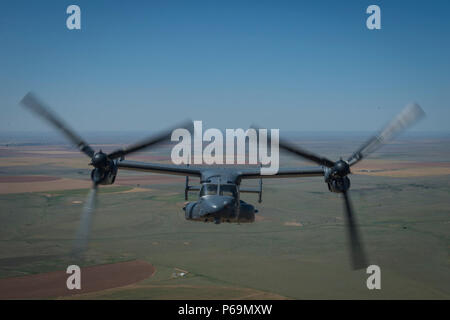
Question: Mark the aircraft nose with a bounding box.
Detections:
[202,196,234,214]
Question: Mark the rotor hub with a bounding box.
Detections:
[91,151,108,168]
[324,160,351,193]
[332,159,350,177]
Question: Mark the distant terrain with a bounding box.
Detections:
[0,133,449,299]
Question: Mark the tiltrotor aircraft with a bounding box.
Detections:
[20,92,424,269]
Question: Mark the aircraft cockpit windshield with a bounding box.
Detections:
[220,185,237,197]
[199,184,237,197]
[200,184,218,196]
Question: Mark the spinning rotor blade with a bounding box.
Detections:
[107,120,193,160]
[73,183,98,256]
[20,92,95,158]
[342,190,367,270]
[347,103,425,166]
[277,137,335,168]
[252,125,335,168]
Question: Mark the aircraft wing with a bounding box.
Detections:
[117,160,202,177]
[238,167,325,179]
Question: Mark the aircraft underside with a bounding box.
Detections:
[184,200,256,224]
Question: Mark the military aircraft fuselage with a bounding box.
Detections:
[183,174,257,224]
[184,196,256,224]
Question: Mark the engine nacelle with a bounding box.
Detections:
[326,176,350,193]
[91,163,117,185]
[324,164,351,193]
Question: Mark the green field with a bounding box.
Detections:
[0,136,449,299]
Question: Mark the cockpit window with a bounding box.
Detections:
[200,184,217,196]
[220,185,237,197]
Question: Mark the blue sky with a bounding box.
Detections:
[0,0,449,133]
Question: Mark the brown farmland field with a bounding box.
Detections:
[0,136,449,299]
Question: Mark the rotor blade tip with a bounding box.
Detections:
[406,102,426,119]
[19,92,35,106]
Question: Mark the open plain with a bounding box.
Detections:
[0,133,449,299]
